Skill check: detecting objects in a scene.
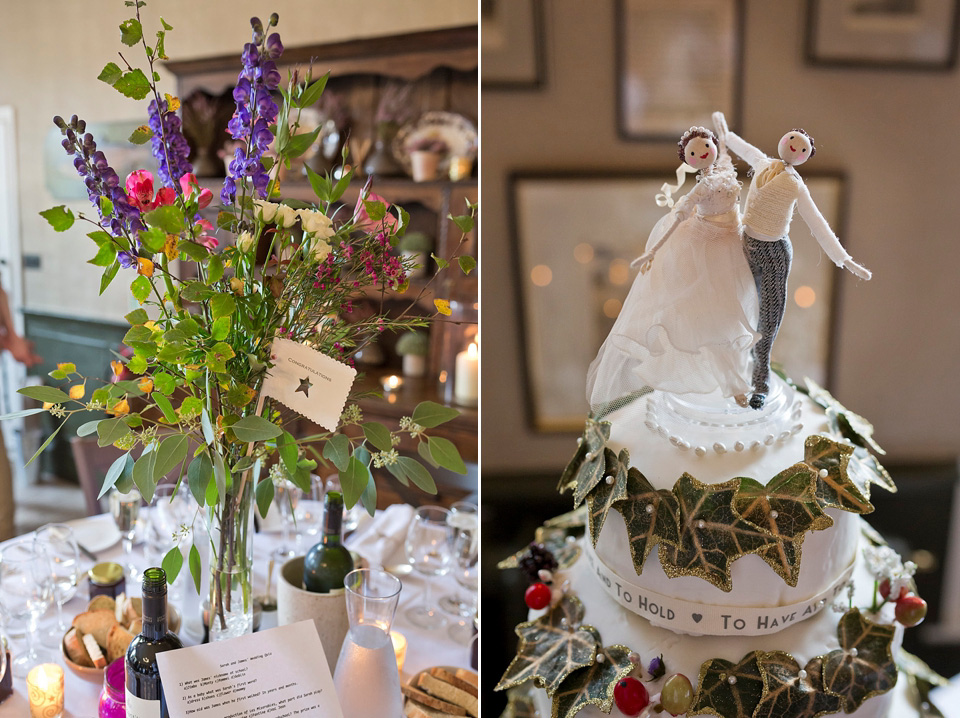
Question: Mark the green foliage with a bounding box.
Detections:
[18,386,69,404]
[426,436,467,474]
[231,415,282,442]
[39,205,75,232]
[411,401,459,428]
[144,205,184,234]
[119,18,143,46]
[112,68,152,100]
[162,545,183,583]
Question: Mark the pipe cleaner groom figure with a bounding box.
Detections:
[713,112,871,409]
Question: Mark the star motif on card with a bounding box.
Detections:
[295,376,313,397]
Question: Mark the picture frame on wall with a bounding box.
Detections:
[510,170,845,433]
[806,0,960,69]
[616,0,744,141]
[481,0,545,88]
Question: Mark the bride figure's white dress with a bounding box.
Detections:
[587,153,760,410]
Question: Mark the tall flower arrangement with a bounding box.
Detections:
[28,3,475,637]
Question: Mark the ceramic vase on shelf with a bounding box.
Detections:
[363,122,403,178]
[206,475,255,642]
[410,150,442,182]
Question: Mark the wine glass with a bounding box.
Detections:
[440,502,479,642]
[0,539,54,677]
[404,506,455,629]
[294,474,326,553]
[32,523,80,647]
[273,478,302,560]
[109,486,142,580]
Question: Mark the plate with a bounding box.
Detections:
[392,112,478,176]
[65,515,122,554]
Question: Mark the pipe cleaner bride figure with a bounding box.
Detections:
[587,127,759,411]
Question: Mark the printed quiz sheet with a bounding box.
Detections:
[156,620,344,718]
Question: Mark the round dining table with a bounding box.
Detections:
[0,506,476,717]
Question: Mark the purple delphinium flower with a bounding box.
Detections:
[221,17,283,205]
[53,115,143,242]
[147,98,193,187]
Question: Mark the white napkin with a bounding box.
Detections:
[346,503,414,568]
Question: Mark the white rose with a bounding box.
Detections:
[311,238,332,262]
[297,209,334,237]
[253,199,279,222]
[274,204,298,228]
[236,231,256,252]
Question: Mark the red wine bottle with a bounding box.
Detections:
[303,490,354,592]
[125,567,182,717]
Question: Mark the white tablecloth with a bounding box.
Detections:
[0,509,475,717]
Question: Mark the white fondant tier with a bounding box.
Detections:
[532,525,904,718]
[595,388,861,621]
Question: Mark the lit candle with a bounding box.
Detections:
[381,374,403,392]
[454,341,479,407]
[391,630,407,674]
[27,663,64,718]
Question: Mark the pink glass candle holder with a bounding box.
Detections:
[98,658,125,718]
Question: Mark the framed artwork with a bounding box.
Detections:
[806,0,960,69]
[510,170,845,433]
[616,0,744,141]
[481,0,545,89]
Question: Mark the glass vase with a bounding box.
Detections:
[206,476,255,642]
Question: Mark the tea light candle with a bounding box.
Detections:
[454,341,479,407]
[391,631,407,674]
[381,374,404,392]
[27,663,64,718]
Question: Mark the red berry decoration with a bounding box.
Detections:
[613,677,649,716]
[525,582,552,610]
[895,594,928,627]
[879,578,908,602]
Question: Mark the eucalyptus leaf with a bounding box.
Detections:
[397,457,436,494]
[187,453,213,506]
[411,401,459,428]
[322,434,350,472]
[232,415,282,443]
[426,436,466,474]
[133,449,158,503]
[341,457,369,509]
[189,543,202,594]
[154,434,189,482]
[97,452,132,499]
[256,475,275,519]
[97,417,131,448]
[162,546,183,584]
[18,386,70,404]
[362,422,393,452]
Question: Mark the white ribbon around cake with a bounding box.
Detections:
[583,542,855,637]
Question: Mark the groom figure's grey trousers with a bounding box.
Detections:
[744,235,792,403]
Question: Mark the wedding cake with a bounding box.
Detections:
[495,118,936,718]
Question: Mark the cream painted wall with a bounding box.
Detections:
[0,0,476,321]
[481,0,960,469]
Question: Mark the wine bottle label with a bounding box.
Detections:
[125,686,162,718]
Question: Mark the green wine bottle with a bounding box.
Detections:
[303,490,355,592]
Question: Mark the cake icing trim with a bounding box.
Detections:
[561,407,894,591]
[583,541,855,636]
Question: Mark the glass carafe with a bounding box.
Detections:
[333,569,402,718]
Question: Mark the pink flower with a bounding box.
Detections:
[179,173,213,209]
[125,170,156,210]
[193,219,218,250]
[353,192,398,233]
[125,170,177,211]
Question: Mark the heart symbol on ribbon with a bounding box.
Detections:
[692,614,703,623]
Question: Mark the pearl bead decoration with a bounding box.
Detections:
[539,569,553,582]
[819,469,829,478]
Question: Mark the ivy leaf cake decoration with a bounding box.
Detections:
[587,449,629,547]
[573,427,615,508]
[848,447,897,496]
[734,463,833,540]
[496,595,599,696]
[822,608,898,712]
[559,417,611,499]
[544,505,588,529]
[551,645,634,718]
[754,653,842,718]
[660,475,775,591]
[803,436,874,514]
[692,652,765,718]
[805,378,885,455]
[616,466,680,571]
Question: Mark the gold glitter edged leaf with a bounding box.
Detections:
[734,463,833,539]
[495,595,599,696]
[849,446,897,495]
[497,527,581,571]
[501,685,538,718]
[822,608,897,712]
[560,417,611,498]
[805,378,885,455]
[616,466,679,574]
[691,651,764,718]
[551,644,634,718]
[752,535,805,587]
[804,435,874,514]
[754,652,842,718]
[587,449,629,547]
[661,476,776,592]
[544,505,588,529]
